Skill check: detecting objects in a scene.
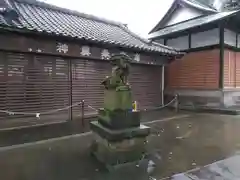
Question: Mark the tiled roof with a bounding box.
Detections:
[0,0,179,55]
[148,10,239,39]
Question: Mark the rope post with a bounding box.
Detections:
[81,100,85,128]
[175,93,179,113]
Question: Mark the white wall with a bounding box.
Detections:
[224,29,237,47]
[167,35,189,50]
[237,34,240,48]
[155,39,164,45]
[166,6,203,27]
[191,28,219,48]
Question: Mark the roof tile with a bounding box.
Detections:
[0,0,179,55]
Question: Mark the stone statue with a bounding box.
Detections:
[101,54,132,111]
[102,54,131,89]
[90,54,150,170]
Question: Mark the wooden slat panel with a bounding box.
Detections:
[235,52,240,87]
[0,52,70,122]
[72,59,162,114]
[167,49,220,89]
[224,50,236,88]
[0,51,163,124]
[84,60,110,114]
[72,59,111,116]
[129,64,162,110]
[71,59,87,117]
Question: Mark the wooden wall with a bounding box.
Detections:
[152,24,240,92]
[224,50,240,88]
[166,49,220,89]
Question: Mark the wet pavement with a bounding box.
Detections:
[0,112,240,180]
[0,109,185,147]
[0,109,180,130]
[165,154,240,179]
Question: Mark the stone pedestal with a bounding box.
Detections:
[98,108,141,130]
[90,121,150,170]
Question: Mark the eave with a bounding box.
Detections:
[148,10,239,40]
[149,0,217,34]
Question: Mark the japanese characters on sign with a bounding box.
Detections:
[80,45,91,56]
[101,49,110,59]
[134,53,140,62]
[54,42,150,64]
[56,43,68,54]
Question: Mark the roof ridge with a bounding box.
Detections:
[181,0,217,12]
[118,24,151,44]
[118,24,179,50]
[155,13,208,31]
[192,0,218,10]
[13,0,126,28]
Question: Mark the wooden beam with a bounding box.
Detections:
[188,34,191,49]
[163,39,167,46]
[236,33,238,48]
[184,44,220,53]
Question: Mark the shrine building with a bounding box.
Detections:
[0,0,180,124]
[149,0,240,109]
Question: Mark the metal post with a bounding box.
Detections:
[175,94,179,113]
[81,100,85,128]
[161,65,165,106]
[69,59,73,121]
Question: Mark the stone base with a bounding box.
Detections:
[165,89,240,108]
[90,121,150,141]
[165,89,240,114]
[89,121,150,170]
[90,133,148,170]
[165,89,222,109]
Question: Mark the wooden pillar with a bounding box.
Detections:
[219,25,224,89]
[163,38,167,46]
